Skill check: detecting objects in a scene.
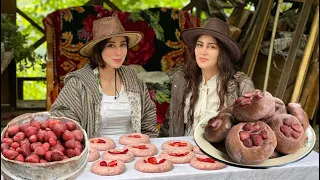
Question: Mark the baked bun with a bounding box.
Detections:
[204,112,234,143]
[287,103,310,130]
[162,140,193,151]
[262,97,287,124]
[193,146,204,155]
[232,90,275,122]
[225,121,277,164]
[159,149,195,164]
[190,155,227,170]
[124,143,158,157]
[91,160,125,176]
[274,97,287,115]
[135,157,173,173]
[89,137,116,151]
[119,133,150,145]
[102,148,135,163]
[268,114,305,154]
[88,148,100,162]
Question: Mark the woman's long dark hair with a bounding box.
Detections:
[180,38,236,128]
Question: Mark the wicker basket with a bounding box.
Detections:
[1,112,89,180]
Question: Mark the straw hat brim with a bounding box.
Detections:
[181,28,242,61]
[79,31,143,57]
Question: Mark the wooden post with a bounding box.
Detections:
[43,18,54,111]
[238,0,262,49]
[274,0,313,99]
[241,0,274,77]
[1,0,17,109]
[291,6,319,102]
[263,0,283,92]
[304,70,319,120]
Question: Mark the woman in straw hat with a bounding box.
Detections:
[50,15,159,138]
[161,18,254,137]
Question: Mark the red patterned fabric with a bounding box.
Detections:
[43,6,200,126]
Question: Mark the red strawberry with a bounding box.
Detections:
[158,159,166,164]
[97,139,106,143]
[169,141,180,146]
[197,157,216,163]
[108,160,118,167]
[128,135,141,138]
[169,152,189,157]
[178,143,187,147]
[100,161,107,166]
[147,157,158,164]
[108,150,121,154]
[132,145,148,149]
[291,124,303,133]
[108,149,128,154]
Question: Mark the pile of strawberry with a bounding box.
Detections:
[1,118,84,163]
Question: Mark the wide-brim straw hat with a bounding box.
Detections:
[181,17,241,61]
[79,15,143,57]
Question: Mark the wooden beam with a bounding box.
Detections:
[274,0,313,99]
[195,0,202,18]
[16,8,45,34]
[304,70,319,120]
[103,0,121,11]
[241,0,274,77]
[43,19,54,111]
[182,1,196,11]
[291,6,319,102]
[285,0,319,4]
[84,0,94,6]
[31,36,46,50]
[263,0,283,92]
[238,0,262,48]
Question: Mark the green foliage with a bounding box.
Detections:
[23,81,46,100]
[1,14,42,71]
[134,10,165,42]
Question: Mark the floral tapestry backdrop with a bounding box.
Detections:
[43,5,200,127]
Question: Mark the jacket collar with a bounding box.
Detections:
[64,64,140,103]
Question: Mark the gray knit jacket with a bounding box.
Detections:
[50,64,159,138]
[161,70,255,137]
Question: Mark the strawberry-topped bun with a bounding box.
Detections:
[91,160,126,176]
[102,148,135,163]
[159,149,195,164]
[124,143,158,157]
[119,133,150,145]
[162,140,193,151]
[89,137,116,151]
[135,156,173,173]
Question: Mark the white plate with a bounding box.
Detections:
[194,118,316,169]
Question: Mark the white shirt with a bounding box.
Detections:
[100,85,133,138]
[184,74,222,136]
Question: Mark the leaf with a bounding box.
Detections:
[130,11,145,22]
[149,23,165,41]
[155,91,170,104]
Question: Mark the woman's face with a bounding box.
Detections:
[101,36,128,69]
[194,35,220,71]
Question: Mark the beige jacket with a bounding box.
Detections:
[50,64,159,138]
[160,70,255,137]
